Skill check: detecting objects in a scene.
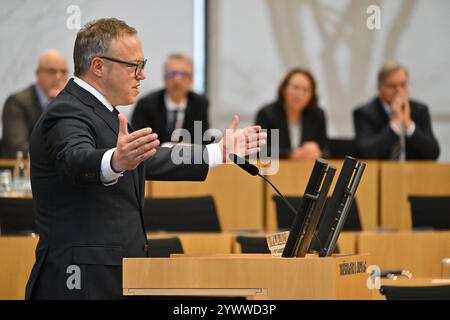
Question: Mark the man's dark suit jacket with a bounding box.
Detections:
[353,97,440,160]
[25,79,209,299]
[1,85,43,158]
[131,89,209,144]
[255,100,329,158]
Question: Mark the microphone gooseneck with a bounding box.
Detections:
[229,154,297,215]
[229,153,324,252]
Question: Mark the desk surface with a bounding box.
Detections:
[0,191,32,199]
[2,231,450,300]
[123,253,371,299]
[0,236,38,300]
[380,162,450,229]
[359,231,450,277]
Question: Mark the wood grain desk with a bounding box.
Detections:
[0,192,32,199]
[146,164,264,231]
[0,236,38,300]
[0,159,18,168]
[380,161,450,229]
[148,232,233,254]
[358,231,450,277]
[123,253,371,299]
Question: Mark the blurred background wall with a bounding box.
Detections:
[1,0,449,160]
[0,0,196,122]
[208,0,450,160]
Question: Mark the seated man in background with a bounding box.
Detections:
[131,53,209,144]
[353,62,440,160]
[1,49,68,157]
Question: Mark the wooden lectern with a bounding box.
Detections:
[123,254,371,299]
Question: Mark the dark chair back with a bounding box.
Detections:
[273,195,362,231]
[328,138,358,159]
[147,237,184,258]
[236,236,270,253]
[143,196,221,232]
[409,196,450,230]
[380,285,450,300]
[0,198,36,235]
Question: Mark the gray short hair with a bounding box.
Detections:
[377,62,409,85]
[73,18,137,77]
[163,53,193,71]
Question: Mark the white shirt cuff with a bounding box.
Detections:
[206,144,223,169]
[100,148,124,186]
[406,121,416,137]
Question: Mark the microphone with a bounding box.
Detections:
[229,154,298,216]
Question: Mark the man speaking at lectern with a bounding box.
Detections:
[25,18,266,300]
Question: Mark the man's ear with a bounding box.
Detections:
[90,57,104,77]
[377,84,383,96]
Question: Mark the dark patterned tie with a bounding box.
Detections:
[112,108,133,132]
[391,130,405,160]
[166,110,179,141]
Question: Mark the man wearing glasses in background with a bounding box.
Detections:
[353,62,440,160]
[131,53,210,145]
[26,18,265,299]
[1,49,68,157]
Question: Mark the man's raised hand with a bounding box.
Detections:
[111,113,160,172]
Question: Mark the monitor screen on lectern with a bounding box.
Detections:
[282,159,336,258]
[310,156,366,257]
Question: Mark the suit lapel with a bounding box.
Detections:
[301,110,315,144]
[375,98,391,126]
[158,94,168,140]
[30,85,43,121]
[183,95,193,130]
[277,105,292,149]
[138,164,146,209]
[300,114,307,144]
[127,123,143,210]
[66,79,143,207]
[94,105,120,135]
[65,79,120,136]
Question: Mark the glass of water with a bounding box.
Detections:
[0,170,13,193]
[266,231,289,257]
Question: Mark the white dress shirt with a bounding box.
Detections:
[288,122,301,150]
[35,84,51,112]
[73,77,222,186]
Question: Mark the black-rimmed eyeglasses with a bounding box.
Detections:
[98,56,147,77]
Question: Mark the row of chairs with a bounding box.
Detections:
[0,196,220,235]
[1,195,449,300]
[1,195,449,235]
